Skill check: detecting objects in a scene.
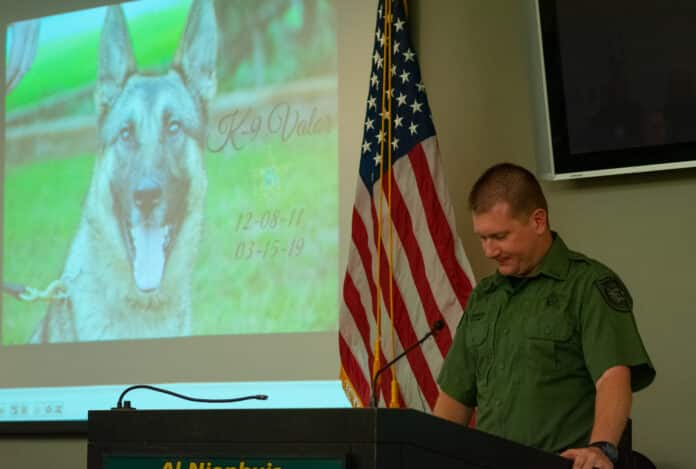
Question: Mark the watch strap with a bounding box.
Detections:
[588,441,619,464]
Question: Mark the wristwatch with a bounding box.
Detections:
[588,441,619,464]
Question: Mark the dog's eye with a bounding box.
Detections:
[119,126,133,142]
[168,121,181,135]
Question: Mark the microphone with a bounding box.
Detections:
[370,319,445,408]
[112,384,268,410]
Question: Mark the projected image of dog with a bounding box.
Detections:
[31,0,217,342]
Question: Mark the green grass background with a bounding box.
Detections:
[7,0,337,113]
[6,2,190,113]
[2,155,93,343]
[2,132,338,345]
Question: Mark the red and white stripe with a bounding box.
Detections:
[340,135,474,411]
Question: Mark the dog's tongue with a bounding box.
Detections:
[131,224,167,291]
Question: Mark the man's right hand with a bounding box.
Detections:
[560,446,614,469]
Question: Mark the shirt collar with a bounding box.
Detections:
[533,232,571,281]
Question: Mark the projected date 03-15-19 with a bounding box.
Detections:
[233,238,305,260]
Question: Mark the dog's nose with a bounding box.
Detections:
[134,182,162,216]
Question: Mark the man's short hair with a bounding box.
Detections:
[468,163,548,218]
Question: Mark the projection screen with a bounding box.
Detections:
[1,0,347,426]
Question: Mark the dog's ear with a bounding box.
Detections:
[174,0,218,102]
[95,6,136,111]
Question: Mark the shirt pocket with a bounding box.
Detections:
[465,313,490,347]
[525,295,574,373]
[465,313,492,385]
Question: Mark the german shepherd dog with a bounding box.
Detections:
[31,0,217,342]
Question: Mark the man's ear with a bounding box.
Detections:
[530,208,549,233]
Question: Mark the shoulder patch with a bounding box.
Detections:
[595,276,632,312]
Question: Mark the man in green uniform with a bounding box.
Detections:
[434,163,655,469]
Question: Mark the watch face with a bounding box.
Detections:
[591,442,619,463]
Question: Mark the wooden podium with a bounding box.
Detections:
[87,408,572,469]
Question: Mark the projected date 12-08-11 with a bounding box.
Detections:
[235,208,304,231]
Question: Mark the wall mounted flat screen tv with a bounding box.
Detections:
[528,0,696,179]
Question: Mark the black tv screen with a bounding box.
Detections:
[529,0,696,179]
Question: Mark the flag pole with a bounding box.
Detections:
[373,0,402,408]
[384,0,402,409]
[371,0,388,406]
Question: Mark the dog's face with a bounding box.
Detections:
[102,72,204,292]
[92,0,217,293]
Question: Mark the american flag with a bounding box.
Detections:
[339,0,475,411]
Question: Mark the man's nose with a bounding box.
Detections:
[482,239,500,258]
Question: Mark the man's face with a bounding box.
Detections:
[472,202,548,277]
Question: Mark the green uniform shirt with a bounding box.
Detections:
[438,234,655,453]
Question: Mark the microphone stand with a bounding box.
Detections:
[370,319,444,408]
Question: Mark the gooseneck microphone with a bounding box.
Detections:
[370,319,445,408]
[113,384,268,410]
